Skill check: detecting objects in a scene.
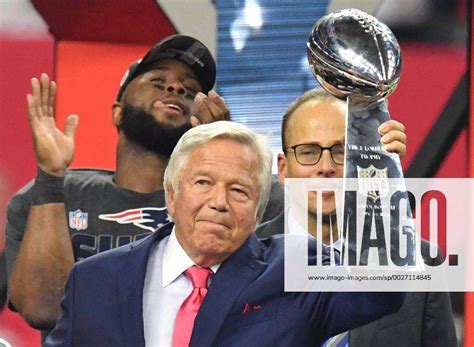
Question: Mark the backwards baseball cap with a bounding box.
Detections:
[116,34,216,101]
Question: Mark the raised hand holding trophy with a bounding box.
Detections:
[307,8,418,268]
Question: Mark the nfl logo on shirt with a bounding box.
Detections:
[69,209,89,231]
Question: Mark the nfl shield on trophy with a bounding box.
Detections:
[307,8,419,268]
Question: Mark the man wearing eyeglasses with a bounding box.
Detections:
[258,88,406,243]
[256,88,456,346]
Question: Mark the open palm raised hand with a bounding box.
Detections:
[27,73,78,176]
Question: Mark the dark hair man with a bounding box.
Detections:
[256,88,457,346]
[4,35,283,340]
[44,121,405,347]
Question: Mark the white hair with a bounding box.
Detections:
[163,121,273,223]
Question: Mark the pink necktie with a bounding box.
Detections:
[172,266,213,347]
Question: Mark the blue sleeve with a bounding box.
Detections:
[315,291,406,338]
[304,239,406,340]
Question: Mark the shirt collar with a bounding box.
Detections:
[332,238,342,252]
[287,208,312,236]
[162,226,220,287]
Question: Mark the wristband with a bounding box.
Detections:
[31,167,65,205]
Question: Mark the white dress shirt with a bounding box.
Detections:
[287,208,313,236]
[143,228,220,347]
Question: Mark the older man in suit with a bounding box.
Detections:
[256,88,457,346]
[45,121,404,347]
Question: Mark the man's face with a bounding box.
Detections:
[167,138,260,266]
[278,100,345,216]
[117,59,202,155]
[122,59,202,127]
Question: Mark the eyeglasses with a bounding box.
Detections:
[285,143,345,165]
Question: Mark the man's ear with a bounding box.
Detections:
[112,102,122,127]
[277,153,287,185]
[166,185,176,218]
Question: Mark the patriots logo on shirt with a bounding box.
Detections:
[99,207,171,232]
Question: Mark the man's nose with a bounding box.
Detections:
[209,184,229,212]
[165,79,186,95]
[315,149,337,178]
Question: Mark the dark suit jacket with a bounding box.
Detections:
[45,223,404,347]
[256,212,457,347]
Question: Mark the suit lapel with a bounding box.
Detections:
[117,224,173,347]
[349,324,376,346]
[190,234,268,346]
[256,212,285,238]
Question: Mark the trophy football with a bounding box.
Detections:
[307,8,417,267]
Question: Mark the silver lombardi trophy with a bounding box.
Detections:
[307,8,419,268]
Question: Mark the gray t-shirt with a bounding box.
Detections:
[6,169,167,275]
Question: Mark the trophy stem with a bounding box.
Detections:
[340,99,419,269]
